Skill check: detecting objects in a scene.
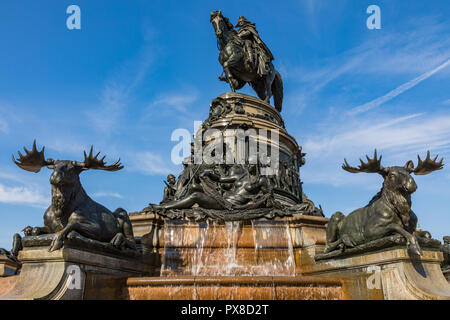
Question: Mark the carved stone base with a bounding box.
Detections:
[315,234,442,260]
[125,215,346,299]
[125,275,343,300]
[301,245,450,300]
[0,242,149,300]
[443,268,450,283]
[133,215,329,277]
[0,256,20,277]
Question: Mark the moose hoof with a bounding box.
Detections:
[341,234,357,248]
[110,233,125,248]
[408,241,423,257]
[49,233,65,252]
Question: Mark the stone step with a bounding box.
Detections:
[124,275,344,300]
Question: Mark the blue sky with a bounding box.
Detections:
[0,0,449,249]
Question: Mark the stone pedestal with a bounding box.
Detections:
[132,215,328,277]
[0,242,149,300]
[443,269,450,283]
[300,244,450,300]
[125,275,343,300]
[124,215,345,299]
[0,256,20,277]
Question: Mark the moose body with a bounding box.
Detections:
[325,150,443,256]
[13,141,135,252]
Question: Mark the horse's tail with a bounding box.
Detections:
[272,70,283,112]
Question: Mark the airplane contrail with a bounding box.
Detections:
[349,58,450,115]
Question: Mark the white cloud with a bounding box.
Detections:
[0,118,8,134]
[149,92,198,114]
[87,44,154,135]
[302,112,450,187]
[0,183,49,208]
[350,59,450,115]
[92,192,123,199]
[87,84,128,135]
[128,151,176,175]
[282,18,450,118]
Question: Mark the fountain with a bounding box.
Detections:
[0,10,449,301]
[125,90,343,300]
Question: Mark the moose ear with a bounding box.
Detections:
[404,160,414,172]
[380,167,390,177]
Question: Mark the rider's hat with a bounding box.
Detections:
[235,16,252,28]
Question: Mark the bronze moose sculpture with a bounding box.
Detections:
[12,141,136,252]
[324,150,443,257]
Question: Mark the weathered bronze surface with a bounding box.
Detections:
[12,141,137,253]
[142,93,323,221]
[3,10,449,301]
[210,11,283,111]
[323,150,444,258]
[442,236,450,272]
[0,233,22,264]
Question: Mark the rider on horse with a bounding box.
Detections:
[210,11,283,111]
[235,16,274,77]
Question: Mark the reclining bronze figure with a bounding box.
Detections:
[324,150,443,257]
[12,141,136,252]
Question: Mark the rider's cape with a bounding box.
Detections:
[237,23,274,76]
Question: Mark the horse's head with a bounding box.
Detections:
[210,10,233,39]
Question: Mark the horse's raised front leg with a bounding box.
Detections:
[223,46,243,92]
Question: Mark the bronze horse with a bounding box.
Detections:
[210,11,284,112]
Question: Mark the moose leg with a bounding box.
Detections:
[324,239,343,253]
[49,217,101,252]
[405,210,418,233]
[324,212,345,253]
[366,223,422,256]
[110,209,136,250]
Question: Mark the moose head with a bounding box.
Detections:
[342,149,444,197]
[12,140,123,187]
[323,150,444,257]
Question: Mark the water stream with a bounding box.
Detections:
[160,219,295,277]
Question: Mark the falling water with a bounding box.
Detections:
[160,219,295,277]
[221,221,241,275]
[251,220,296,276]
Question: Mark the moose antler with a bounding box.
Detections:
[79,146,123,171]
[342,149,384,174]
[411,151,444,175]
[12,140,54,173]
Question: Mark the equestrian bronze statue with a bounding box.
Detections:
[12,141,136,252]
[210,11,284,112]
[324,150,443,257]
